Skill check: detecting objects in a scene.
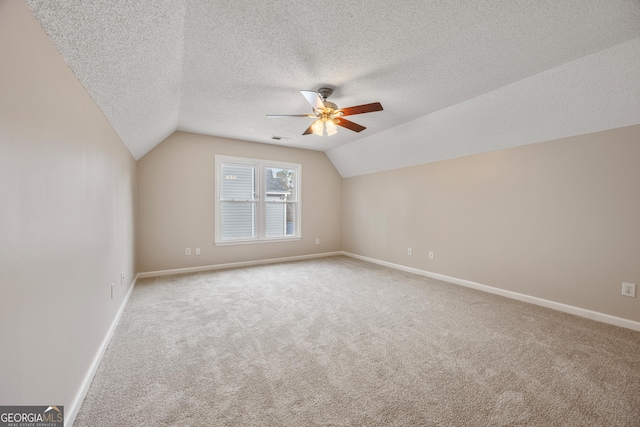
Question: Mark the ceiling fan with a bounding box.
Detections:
[267,88,383,136]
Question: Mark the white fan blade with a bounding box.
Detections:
[300,90,325,111]
[266,114,314,118]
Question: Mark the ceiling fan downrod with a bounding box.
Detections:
[317,87,333,102]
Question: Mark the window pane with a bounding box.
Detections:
[222,164,255,201]
[265,167,295,202]
[265,203,295,237]
[285,203,295,235]
[221,202,255,240]
[266,202,286,237]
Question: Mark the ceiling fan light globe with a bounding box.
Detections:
[311,120,324,136]
[325,120,338,136]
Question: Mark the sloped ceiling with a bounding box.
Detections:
[25,0,640,176]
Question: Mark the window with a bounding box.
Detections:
[215,155,301,244]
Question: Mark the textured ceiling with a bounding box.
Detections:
[25,0,640,176]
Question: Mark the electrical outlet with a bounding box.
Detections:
[622,282,636,298]
[316,238,320,245]
[429,251,434,260]
[408,248,412,256]
[185,248,191,256]
[195,248,201,255]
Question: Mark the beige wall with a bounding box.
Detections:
[0,0,137,414]
[137,132,342,272]
[343,125,640,322]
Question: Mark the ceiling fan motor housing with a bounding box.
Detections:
[323,101,338,112]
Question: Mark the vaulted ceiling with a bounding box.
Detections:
[25,0,640,176]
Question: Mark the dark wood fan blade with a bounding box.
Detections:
[302,123,315,135]
[266,114,314,118]
[300,90,325,111]
[339,102,383,116]
[303,119,324,135]
[334,118,366,132]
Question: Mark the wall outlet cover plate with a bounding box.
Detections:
[622,282,636,298]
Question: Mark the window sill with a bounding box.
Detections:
[214,236,302,246]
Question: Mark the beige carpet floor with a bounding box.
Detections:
[74,256,640,426]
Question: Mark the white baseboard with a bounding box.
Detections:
[137,251,343,279]
[342,251,640,332]
[65,275,139,427]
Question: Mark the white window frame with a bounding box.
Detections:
[215,155,301,245]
